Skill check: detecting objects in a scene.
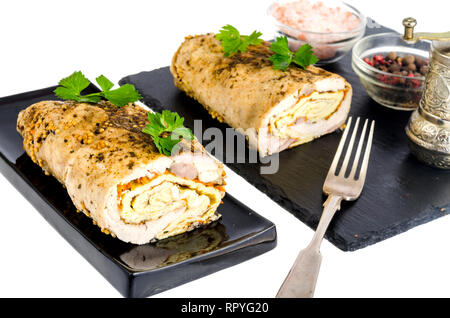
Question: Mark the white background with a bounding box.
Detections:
[0,0,449,298]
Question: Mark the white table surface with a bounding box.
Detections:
[0,0,449,298]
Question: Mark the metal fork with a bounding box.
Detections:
[276,117,375,298]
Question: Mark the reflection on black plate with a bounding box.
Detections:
[0,86,276,297]
[120,222,227,270]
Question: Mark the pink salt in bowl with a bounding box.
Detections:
[267,0,366,64]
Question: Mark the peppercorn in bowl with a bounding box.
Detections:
[352,33,430,111]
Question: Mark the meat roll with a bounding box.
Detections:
[171,34,352,157]
[17,100,226,244]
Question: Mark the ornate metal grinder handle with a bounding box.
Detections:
[402,17,450,43]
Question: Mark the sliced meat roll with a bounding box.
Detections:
[17,101,225,244]
[171,34,352,157]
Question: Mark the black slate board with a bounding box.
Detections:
[120,23,450,251]
[0,86,276,297]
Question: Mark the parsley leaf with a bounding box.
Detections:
[53,86,82,101]
[239,30,263,52]
[157,136,181,156]
[54,71,97,102]
[59,71,91,94]
[103,84,142,107]
[269,36,318,71]
[293,44,319,69]
[96,75,114,92]
[216,25,242,57]
[216,25,263,57]
[142,110,194,156]
[269,36,293,71]
[54,71,142,107]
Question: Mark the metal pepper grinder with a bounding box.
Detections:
[404,17,450,169]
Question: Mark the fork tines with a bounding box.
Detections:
[329,117,375,181]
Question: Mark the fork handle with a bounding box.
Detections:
[276,195,342,298]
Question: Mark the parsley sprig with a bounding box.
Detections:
[215,25,318,70]
[269,36,318,71]
[54,71,142,107]
[142,110,194,156]
[215,25,263,57]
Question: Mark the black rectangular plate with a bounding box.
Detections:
[119,24,450,251]
[0,86,276,298]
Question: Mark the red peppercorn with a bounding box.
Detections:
[412,79,421,88]
[364,57,374,66]
[373,54,387,64]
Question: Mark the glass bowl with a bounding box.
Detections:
[267,0,366,65]
[352,33,430,111]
